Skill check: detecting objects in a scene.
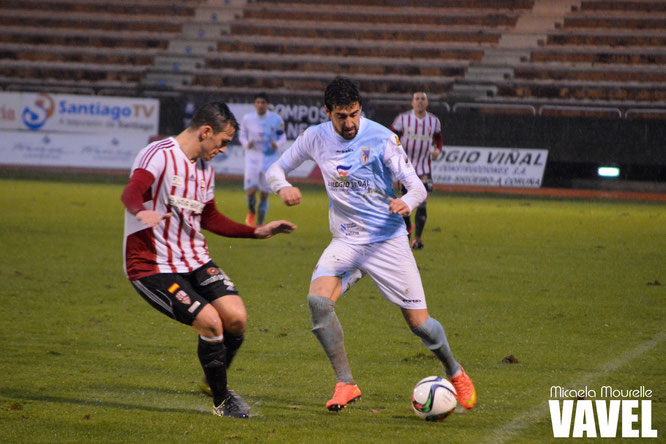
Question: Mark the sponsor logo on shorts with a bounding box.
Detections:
[168,283,180,294]
[207,267,220,275]
[402,299,422,304]
[188,301,201,313]
[175,290,191,305]
[201,271,236,290]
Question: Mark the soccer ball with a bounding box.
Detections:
[411,376,457,421]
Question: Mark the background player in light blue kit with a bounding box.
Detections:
[239,93,287,226]
[266,77,477,412]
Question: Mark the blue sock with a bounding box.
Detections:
[257,197,269,225]
[411,317,460,377]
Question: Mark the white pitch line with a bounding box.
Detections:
[488,331,666,443]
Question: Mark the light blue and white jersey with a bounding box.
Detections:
[277,116,417,244]
[239,110,287,171]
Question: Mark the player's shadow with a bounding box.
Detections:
[0,387,209,415]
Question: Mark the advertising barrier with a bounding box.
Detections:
[432,146,548,188]
[0,91,159,170]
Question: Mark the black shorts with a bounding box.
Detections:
[130,261,238,325]
[401,173,433,194]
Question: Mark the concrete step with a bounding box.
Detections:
[181,22,230,40]
[498,33,546,48]
[449,83,498,99]
[482,48,530,64]
[168,39,217,55]
[153,55,204,72]
[466,66,513,81]
[194,6,243,22]
[144,71,194,87]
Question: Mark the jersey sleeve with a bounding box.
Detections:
[239,114,251,149]
[383,134,416,182]
[274,114,287,149]
[121,168,154,215]
[433,116,443,150]
[277,127,314,171]
[132,143,166,181]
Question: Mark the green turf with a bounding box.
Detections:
[0,176,664,443]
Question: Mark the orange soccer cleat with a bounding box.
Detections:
[449,366,477,409]
[245,212,256,227]
[326,382,362,411]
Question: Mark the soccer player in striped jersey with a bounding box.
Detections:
[239,93,287,227]
[266,78,476,412]
[121,102,296,418]
[390,92,443,250]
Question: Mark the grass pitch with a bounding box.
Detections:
[0,173,664,443]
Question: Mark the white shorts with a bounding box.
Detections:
[244,155,271,193]
[311,235,427,310]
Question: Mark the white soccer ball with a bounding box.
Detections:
[411,376,457,421]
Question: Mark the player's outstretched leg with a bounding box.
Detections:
[308,294,361,411]
[410,316,476,409]
[198,335,249,418]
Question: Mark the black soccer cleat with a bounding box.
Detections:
[213,391,250,419]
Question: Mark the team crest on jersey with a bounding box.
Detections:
[361,147,371,164]
[336,164,351,179]
[175,290,191,305]
[199,179,206,200]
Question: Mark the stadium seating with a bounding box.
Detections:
[480,0,666,115]
[0,0,663,115]
[0,0,204,93]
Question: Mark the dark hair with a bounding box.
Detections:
[189,102,239,133]
[324,77,362,111]
[254,92,269,103]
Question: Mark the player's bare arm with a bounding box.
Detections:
[254,220,297,239]
[278,186,302,206]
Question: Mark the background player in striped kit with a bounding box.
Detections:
[390,92,443,250]
[121,102,296,418]
[239,93,287,227]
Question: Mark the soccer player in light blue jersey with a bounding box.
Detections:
[266,77,477,412]
[239,93,287,226]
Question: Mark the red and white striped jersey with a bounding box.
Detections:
[390,110,442,176]
[123,137,215,280]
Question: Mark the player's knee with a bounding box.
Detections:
[224,315,246,335]
[193,305,224,337]
[308,293,335,329]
